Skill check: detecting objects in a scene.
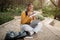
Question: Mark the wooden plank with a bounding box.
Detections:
[0,17,60,40]
[24,24,60,40]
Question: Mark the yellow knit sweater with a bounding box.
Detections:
[21,11,32,24]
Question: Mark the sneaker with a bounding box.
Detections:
[25,36,33,38]
[25,31,34,36]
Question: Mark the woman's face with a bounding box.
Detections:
[27,5,34,12]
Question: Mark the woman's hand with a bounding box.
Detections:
[31,16,37,20]
[27,12,37,20]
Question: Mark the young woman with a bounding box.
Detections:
[21,3,35,24]
[21,3,43,36]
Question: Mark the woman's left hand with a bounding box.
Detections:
[31,16,37,20]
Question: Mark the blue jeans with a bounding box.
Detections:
[21,20,43,35]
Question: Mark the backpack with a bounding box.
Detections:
[5,31,27,40]
[5,31,16,40]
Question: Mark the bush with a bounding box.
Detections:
[36,15,45,21]
[0,5,25,25]
[0,13,14,25]
[33,0,41,10]
[42,6,56,17]
[6,5,25,16]
[0,12,15,25]
[42,6,54,17]
[42,6,60,20]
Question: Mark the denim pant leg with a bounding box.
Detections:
[30,20,43,33]
[21,24,34,35]
[33,22,43,33]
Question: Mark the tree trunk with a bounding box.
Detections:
[58,0,60,8]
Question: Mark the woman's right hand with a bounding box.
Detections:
[30,16,35,20]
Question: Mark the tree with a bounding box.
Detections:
[50,0,58,7]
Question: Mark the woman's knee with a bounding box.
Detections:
[21,24,33,31]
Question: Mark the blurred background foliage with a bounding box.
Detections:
[0,0,60,25]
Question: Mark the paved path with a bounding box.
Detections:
[0,16,60,40]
